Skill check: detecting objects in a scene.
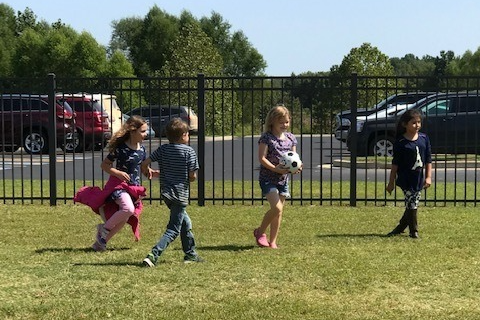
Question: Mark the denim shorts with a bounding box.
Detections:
[259,181,290,198]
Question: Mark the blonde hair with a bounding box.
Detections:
[263,104,291,133]
[166,117,189,142]
[107,115,147,153]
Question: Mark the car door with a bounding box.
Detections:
[455,96,480,153]
[0,98,16,148]
[418,98,454,153]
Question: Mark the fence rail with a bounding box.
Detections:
[1,74,479,206]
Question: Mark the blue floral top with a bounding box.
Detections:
[106,143,146,199]
[258,131,297,185]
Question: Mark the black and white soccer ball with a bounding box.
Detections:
[280,151,302,173]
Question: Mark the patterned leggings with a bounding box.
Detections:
[404,190,421,209]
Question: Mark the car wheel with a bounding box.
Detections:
[64,133,84,153]
[23,130,48,154]
[369,135,394,157]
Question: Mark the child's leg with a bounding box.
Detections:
[103,192,135,241]
[257,191,282,234]
[150,200,186,260]
[406,190,421,237]
[268,194,286,246]
[179,211,198,258]
[388,209,411,235]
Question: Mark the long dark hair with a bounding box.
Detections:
[395,109,422,139]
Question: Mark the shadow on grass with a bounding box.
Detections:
[317,233,387,238]
[197,244,255,251]
[35,247,131,254]
[72,261,146,267]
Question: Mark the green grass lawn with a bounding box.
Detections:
[1,203,480,319]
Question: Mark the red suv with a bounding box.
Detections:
[0,94,76,154]
[58,94,111,152]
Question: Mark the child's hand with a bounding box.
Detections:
[386,182,394,195]
[117,171,131,182]
[151,169,160,179]
[293,163,303,174]
[424,177,432,189]
[274,163,290,175]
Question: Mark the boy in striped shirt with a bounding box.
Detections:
[141,117,204,266]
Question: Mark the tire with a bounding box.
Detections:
[23,129,48,155]
[64,132,83,153]
[369,135,395,157]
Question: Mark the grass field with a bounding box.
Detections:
[1,203,480,319]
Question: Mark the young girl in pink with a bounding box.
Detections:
[75,115,149,251]
[254,104,301,249]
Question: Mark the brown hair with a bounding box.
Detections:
[395,109,422,139]
[107,115,147,153]
[263,104,291,133]
[166,117,189,142]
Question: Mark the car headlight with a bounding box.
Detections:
[341,118,351,126]
[356,120,365,132]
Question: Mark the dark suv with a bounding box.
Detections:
[58,94,111,152]
[335,92,436,142]
[347,92,480,156]
[0,94,76,154]
[126,105,198,137]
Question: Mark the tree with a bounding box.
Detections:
[110,6,179,76]
[0,4,16,76]
[199,12,266,76]
[390,53,435,76]
[161,23,241,135]
[330,43,396,113]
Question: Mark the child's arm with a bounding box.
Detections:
[424,163,432,189]
[141,158,160,179]
[189,170,197,182]
[258,142,289,174]
[386,164,398,194]
[101,157,130,182]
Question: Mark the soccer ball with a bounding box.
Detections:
[280,151,302,173]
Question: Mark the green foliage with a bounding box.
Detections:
[330,43,397,115]
[2,204,480,319]
[0,4,16,76]
[200,12,266,76]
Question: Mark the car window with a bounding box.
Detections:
[161,107,181,116]
[130,109,141,116]
[26,99,47,111]
[457,96,480,113]
[69,100,95,112]
[0,98,20,111]
[140,108,160,117]
[421,99,451,116]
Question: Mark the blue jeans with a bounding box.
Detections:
[151,198,197,260]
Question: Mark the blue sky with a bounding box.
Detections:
[5,0,480,75]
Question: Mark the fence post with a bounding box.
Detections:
[47,73,57,206]
[349,73,358,207]
[197,74,205,206]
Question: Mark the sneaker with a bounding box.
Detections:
[253,228,269,247]
[143,253,157,267]
[91,241,106,252]
[95,224,108,250]
[184,255,205,264]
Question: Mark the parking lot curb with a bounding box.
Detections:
[333,159,479,169]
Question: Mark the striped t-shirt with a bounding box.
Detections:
[150,143,199,205]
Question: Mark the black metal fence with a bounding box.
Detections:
[1,74,479,206]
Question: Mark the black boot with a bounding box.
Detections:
[409,209,419,239]
[387,209,411,236]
